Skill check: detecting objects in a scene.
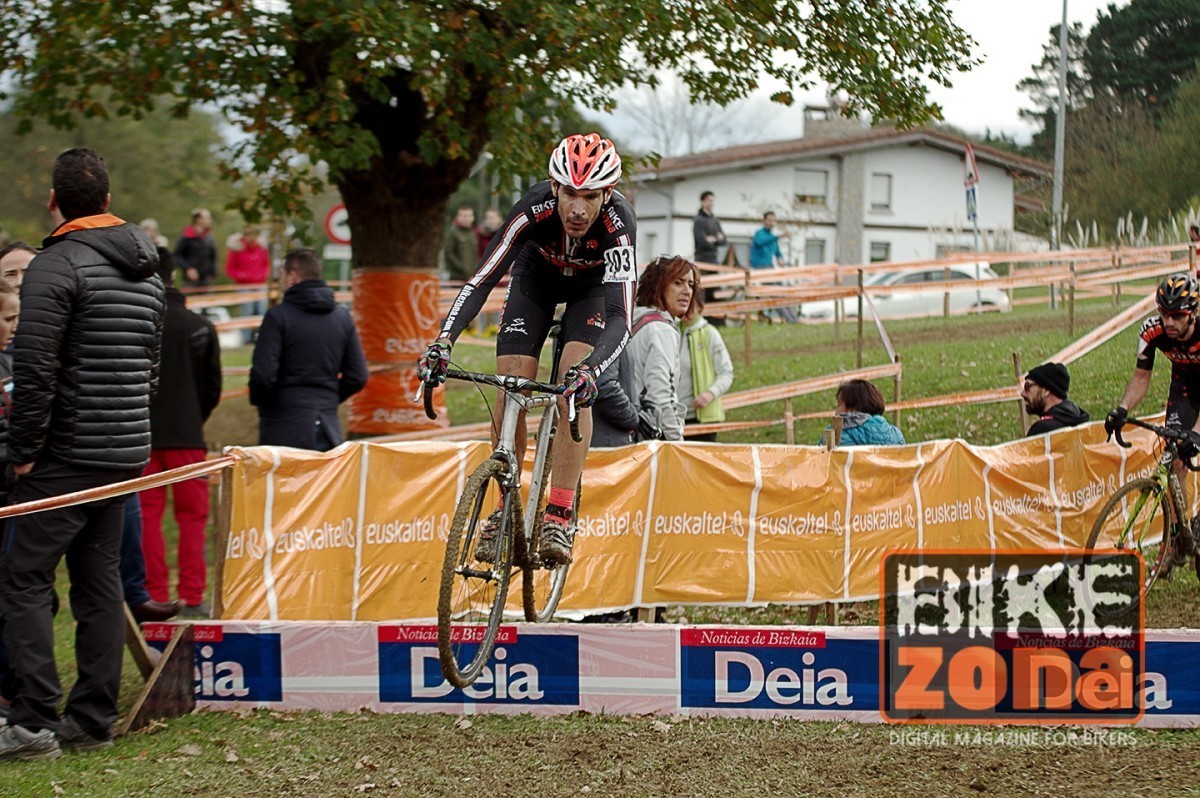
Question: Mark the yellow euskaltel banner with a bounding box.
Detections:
[220,420,1184,621]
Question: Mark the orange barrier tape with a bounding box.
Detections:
[1048,295,1156,365]
[722,364,901,410]
[683,420,780,435]
[0,455,237,521]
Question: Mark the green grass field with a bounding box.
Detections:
[10,293,1200,796]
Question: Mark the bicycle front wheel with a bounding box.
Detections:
[438,458,514,688]
[1088,477,1172,597]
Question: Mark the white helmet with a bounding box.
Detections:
[547,133,622,190]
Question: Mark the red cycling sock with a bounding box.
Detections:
[546,487,575,521]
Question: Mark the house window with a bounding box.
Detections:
[869,242,891,263]
[935,244,972,258]
[793,169,828,207]
[804,238,826,265]
[644,233,658,259]
[870,173,892,211]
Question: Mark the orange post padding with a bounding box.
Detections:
[348,269,446,435]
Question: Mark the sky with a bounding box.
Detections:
[599,0,1122,153]
[927,0,1118,140]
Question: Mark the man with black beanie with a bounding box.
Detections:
[1021,362,1090,436]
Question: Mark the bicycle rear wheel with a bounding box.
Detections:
[1087,477,1172,598]
[522,419,576,623]
[438,458,514,688]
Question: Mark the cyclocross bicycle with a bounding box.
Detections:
[419,329,582,688]
[1089,416,1200,602]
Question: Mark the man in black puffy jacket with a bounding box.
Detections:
[249,248,368,450]
[0,148,164,760]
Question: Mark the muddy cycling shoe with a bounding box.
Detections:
[1170,540,1190,571]
[473,509,504,563]
[538,513,574,567]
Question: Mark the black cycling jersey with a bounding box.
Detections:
[1137,315,1200,429]
[1136,315,1200,372]
[439,180,637,375]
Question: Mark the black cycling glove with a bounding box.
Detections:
[1104,406,1128,439]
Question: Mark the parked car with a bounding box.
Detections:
[797,264,1010,320]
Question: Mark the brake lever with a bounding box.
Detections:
[1113,425,1131,449]
[421,380,437,420]
[568,395,582,442]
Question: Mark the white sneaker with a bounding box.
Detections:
[0,724,62,761]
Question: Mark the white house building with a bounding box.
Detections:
[628,112,1052,267]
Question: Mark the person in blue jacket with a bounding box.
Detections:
[822,379,905,446]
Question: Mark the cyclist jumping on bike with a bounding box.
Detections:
[1106,273,1200,485]
[417,133,636,567]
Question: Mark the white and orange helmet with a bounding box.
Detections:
[548,133,622,190]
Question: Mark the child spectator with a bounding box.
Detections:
[822,379,905,446]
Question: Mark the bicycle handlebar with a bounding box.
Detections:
[1113,417,1200,471]
[420,368,582,442]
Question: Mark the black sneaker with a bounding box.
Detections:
[57,715,113,752]
[0,724,61,761]
[473,509,504,563]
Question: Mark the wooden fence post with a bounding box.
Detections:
[1111,246,1118,307]
[856,269,864,369]
[892,353,903,428]
[1068,260,1076,337]
[1013,351,1027,435]
[213,467,233,620]
[784,398,795,445]
[743,268,752,367]
[943,264,951,318]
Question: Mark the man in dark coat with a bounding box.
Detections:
[0,147,164,759]
[140,247,222,616]
[249,248,368,450]
[1022,362,1090,436]
[173,208,217,287]
[692,190,725,264]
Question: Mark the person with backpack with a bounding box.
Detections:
[626,256,698,442]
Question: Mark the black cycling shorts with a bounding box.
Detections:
[1165,369,1200,431]
[495,242,606,358]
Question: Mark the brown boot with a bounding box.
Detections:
[131,599,185,623]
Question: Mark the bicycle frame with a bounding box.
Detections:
[1103,416,1200,588]
[1120,456,1184,551]
[490,386,559,493]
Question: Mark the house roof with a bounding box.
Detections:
[634,127,1051,182]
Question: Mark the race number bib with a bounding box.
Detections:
[603,246,636,283]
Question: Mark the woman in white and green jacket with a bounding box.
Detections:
[678,292,734,442]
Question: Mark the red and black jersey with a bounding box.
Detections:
[1136,315,1200,371]
[439,180,637,374]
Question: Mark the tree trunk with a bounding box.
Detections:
[340,156,473,435]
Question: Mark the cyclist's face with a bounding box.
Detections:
[553,182,611,238]
[663,270,696,319]
[1162,309,1195,338]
